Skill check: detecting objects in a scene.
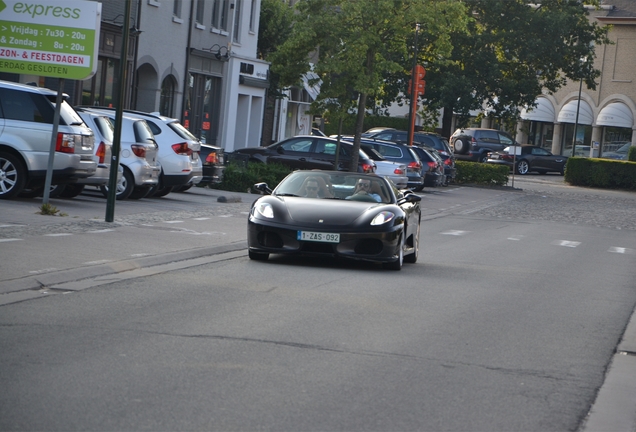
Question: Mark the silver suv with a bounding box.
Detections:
[82,108,203,198]
[77,108,160,200]
[0,81,97,199]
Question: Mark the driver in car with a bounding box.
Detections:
[346,179,381,202]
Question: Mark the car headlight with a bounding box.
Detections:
[255,202,274,219]
[371,211,395,226]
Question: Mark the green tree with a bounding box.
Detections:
[270,0,468,171]
[420,0,611,137]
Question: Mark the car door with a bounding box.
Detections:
[530,147,563,171]
[267,137,315,170]
[309,138,342,170]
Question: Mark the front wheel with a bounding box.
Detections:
[383,235,404,270]
[248,249,269,261]
[0,153,26,199]
[60,184,85,198]
[404,223,419,264]
[479,153,489,163]
[516,160,530,175]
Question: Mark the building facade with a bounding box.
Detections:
[0,0,268,153]
[515,1,636,157]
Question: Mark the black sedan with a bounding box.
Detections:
[232,136,376,173]
[247,170,421,270]
[486,145,568,175]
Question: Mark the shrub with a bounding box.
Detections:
[455,161,509,186]
[207,161,292,193]
[565,157,636,190]
[628,146,636,162]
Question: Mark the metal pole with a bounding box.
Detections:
[571,78,583,157]
[42,78,64,205]
[407,24,419,147]
[105,0,132,222]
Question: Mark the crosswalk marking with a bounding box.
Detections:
[552,240,581,248]
[608,247,634,254]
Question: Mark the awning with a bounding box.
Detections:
[521,98,555,122]
[597,102,634,128]
[557,100,593,125]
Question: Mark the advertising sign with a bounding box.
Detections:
[0,0,101,79]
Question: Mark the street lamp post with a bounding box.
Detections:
[571,78,583,157]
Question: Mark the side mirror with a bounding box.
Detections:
[253,182,272,195]
[399,192,422,204]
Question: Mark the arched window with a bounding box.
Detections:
[160,76,176,117]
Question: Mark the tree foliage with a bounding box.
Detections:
[421,0,611,136]
[270,0,468,170]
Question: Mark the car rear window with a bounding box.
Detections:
[94,116,114,142]
[168,121,198,141]
[134,120,155,143]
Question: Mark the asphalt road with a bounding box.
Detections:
[0,177,635,431]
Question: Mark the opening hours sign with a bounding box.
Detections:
[0,0,101,79]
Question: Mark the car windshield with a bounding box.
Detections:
[273,171,394,203]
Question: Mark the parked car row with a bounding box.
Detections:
[0,80,225,200]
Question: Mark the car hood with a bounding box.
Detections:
[277,196,383,226]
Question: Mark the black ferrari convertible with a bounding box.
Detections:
[247,170,421,270]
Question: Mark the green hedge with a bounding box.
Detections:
[455,161,509,186]
[629,146,636,162]
[564,157,636,190]
[206,161,292,193]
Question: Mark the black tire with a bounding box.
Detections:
[453,138,469,154]
[175,183,193,192]
[383,235,404,270]
[19,183,66,198]
[148,184,173,198]
[478,153,489,163]
[537,170,547,175]
[248,249,269,261]
[59,184,85,198]
[129,186,152,199]
[101,168,134,200]
[404,223,419,264]
[516,160,530,175]
[0,152,27,199]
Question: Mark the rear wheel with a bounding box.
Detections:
[60,184,85,198]
[248,250,269,261]
[19,183,66,198]
[101,168,133,200]
[479,153,489,163]
[0,153,27,199]
[129,186,152,199]
[516,160,530,175]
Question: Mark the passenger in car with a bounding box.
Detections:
[346,178,382,202]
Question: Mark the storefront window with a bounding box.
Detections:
[183,73,221,145]
[528,121,553,150]
[562,123,592,157]
[601,127,632,155]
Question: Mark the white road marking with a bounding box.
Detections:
[29,268,58,274]
[608,247,634,254]
[44,233,73,237]
[0,224,24,228]
[218,214,233,218]
[193,217,210,220]
[0,238,22,242]
[130,253,151,257]
[83,259,114,265]
[552,240,581,248]
[441,230,469,236]
[163,220,184,224]
[508,235,524,241]
[88,229,115,233]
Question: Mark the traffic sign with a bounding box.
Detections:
[0,0,101,79]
